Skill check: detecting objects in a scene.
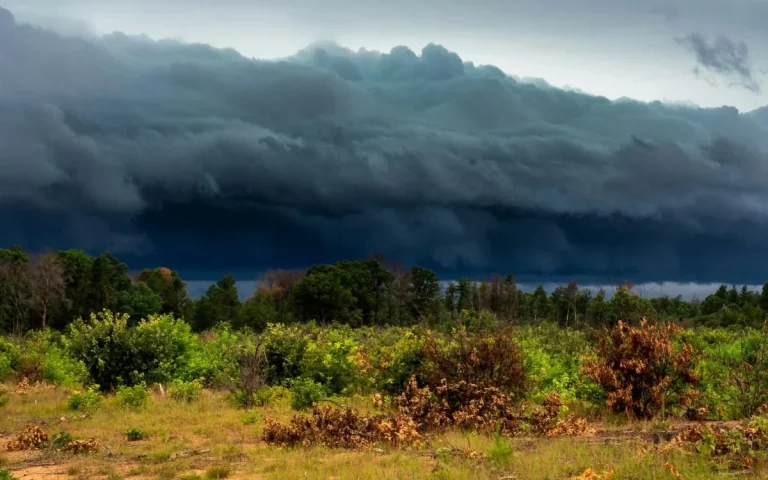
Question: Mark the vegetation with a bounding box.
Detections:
[5,246,768,477]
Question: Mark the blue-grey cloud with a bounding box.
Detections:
[3,6,768,284]
[679,33,761,93]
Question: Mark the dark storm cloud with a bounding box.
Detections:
[3,7,768,284]
[679,33,761,93]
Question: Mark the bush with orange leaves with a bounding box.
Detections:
[421,327,526,397]
[262,404,424,449]
[581,318,700,419]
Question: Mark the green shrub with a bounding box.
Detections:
[299,327,363,396]
[67,386,102,411]
[21,331,87,387]
[168,379,202,403]
[182,325,248,387]
[204,465,231,479]
[365,327,424,395]
[261,323,309,385]
[0,337,20,381]
[50,431,73,449]
[67,311,138,390]
[125,427,146,441]
[290,377,326,410]
[0,468,18,480]
[487,427,513,466]
[241,413,259,425]
[116,384,149,409]
[68,311,195,391]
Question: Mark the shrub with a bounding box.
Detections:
[204,465,231,479]
[67,386,102,411]
[0,469,17,480]
[362,327,424,395]
[0,337,20,381]
[241,413,259,425]
[227,346,267,409]
[182,325,246,387]
[132,314,197,384]
[68,311,195,391]
[67,311,137,390]
[0,386,8,408]
[422,327,526,396]
[261,323,309,385]
[125,427,146,441]
[299,327,364,396]
[290,377,326,410]
[116,384,149,409]
[168,379,202,403]
[19,331,87,387]
[582,319,700,419]
[487,427,513,466]
[50,431,73,449]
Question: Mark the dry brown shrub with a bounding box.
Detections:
[422,328,526,396]
[569,467,614,480]
[62,439,99,454]
[394,376,527,435]
[263,405,424,449]
[581,318,700,419]
[664,462,685,480]
[547,417,596,437]
[6,425,48,451]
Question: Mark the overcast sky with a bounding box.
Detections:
[2,1,768,293]
[4,0,768,111]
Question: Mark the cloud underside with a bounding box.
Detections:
[2,8,768,283]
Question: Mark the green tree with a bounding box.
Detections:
[137,267,188,318]
[192,274,241,331]
[407,266,440,321]
[293,268,355,325]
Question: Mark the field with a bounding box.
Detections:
[0,385,755,480]
[4,318,768,479]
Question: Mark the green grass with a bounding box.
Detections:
[0,384,765,480]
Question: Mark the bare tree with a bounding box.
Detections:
[28,252,68,329]
[0,260,32,336]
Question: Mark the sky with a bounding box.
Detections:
[4,0,768,111]
[2,1,768,294]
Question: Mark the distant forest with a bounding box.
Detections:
[1,245,767,335]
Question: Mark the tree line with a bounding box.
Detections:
[2,245,768,335]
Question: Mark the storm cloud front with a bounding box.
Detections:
[2,6,768,284]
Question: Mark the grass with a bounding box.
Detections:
[0,384,766,479]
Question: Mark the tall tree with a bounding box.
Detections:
[407,266,440,321]
[193,274,241,330]
[28,252,68,329]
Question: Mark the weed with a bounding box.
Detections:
[125,427,146,441]
[487,427,513,466]
[204,465,231,479]
[241,412,259,425]
[50,431,73,448]
[67,386,102,411]
[116,384,149,409]
[0,469,15,480]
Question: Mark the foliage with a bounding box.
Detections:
[204,465,231,479]
[422,327,526,397]
[299,326,362,395]
[582,319,700,419]
[168,379,203,403]
[0,469,17,480]
[228,345,267,409]
[116,384,149,409]
[67,311,137,390]
[6,426,48,451]
[487,427,513,466]
[0,337,19,380]
[290,377,326,410]
[50,431,73,449]
[67,386,102,412]
[263,404,423,449]
[260,323,309,385]
[125,427,146,441]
